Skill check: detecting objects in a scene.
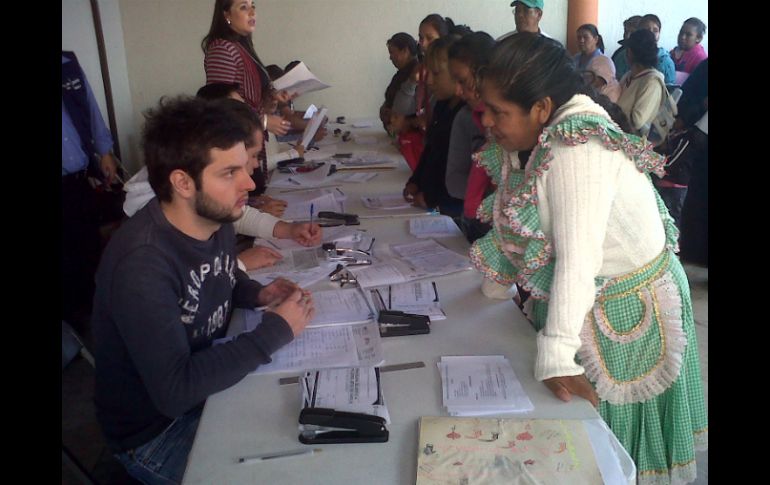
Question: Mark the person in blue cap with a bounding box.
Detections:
[499,0,549,41]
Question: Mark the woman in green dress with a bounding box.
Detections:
[470,33,707,484]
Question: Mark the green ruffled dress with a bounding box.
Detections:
[470,104,707,484]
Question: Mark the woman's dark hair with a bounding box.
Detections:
[625,29,658,68]
[201,0,266,71]
[264,64,284,81]
[196,82,240,100]
[425,34,461,72]
[683,17,706,37]
[481,33,628,129]
[641,13,662,30]
[623,15,642,30]
[448,31,496,74]
[420,14,453,37]
[284,60,301,72]
[143,96,250,202]
[577,24,605,53]
[387,32,419,57]
[449,23,473,37]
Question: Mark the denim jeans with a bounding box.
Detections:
[114,406,202,485]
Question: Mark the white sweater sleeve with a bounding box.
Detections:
[233,206,281,239]
[534,141,620,381]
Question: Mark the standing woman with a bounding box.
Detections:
[202,0,291,195]
[573,24,620,102]
[471,33,706,484]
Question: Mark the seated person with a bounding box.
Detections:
[670,17,707,85]
[92,95,316,484]
[638,14,676,84]
[124,99,321,271]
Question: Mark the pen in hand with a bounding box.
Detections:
[237,448,322,465]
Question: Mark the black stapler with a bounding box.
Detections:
[298,408,389,444]
[316,211,360,227]
[377,310,431,337]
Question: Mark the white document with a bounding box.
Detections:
[348,260,414,288]
[338,153,395,168]
[268,162,332,188]
[271,62,330,97]
[438,355,534,415]
[246,248,335,288]
[369,281,446,321]
[301,106,329,149]
[409,215,463,239]
[301,367,390,423]
[248,247,321,274]
[361,194,413,210]
[337,172,378,183]
[351,121,374,128]
[303,104,318,119]
[251,322,384,375]
[391,239,472,276]
[308,288,375,327]
[281,192,343,222]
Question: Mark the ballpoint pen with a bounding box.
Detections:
[310,203,315,226]
[237,448,322,465]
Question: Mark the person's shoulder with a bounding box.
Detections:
[206,38,238,55]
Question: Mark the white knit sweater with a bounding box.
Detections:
[531,95,666,381]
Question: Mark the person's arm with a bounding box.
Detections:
[233,205,280,238]
[204,41,241,85]
[79,66,117,182]
[445,110,474,200]
[110,248,295,417]
[534,139,618,382]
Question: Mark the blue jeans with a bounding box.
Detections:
[114,406,202,485]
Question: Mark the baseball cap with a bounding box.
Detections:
[511,0,544,9]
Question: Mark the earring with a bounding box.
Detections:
[226,19,231,25]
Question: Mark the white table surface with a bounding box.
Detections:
[182,120,634,484]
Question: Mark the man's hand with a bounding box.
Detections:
[257,278,299,307]
[237,246,283,271]
[100,152,119,185]
[272,89,296,105]
[289,222,322,246]
[269,289,314,337]
[543,374,599,408]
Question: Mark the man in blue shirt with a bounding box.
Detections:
[62,51,119,326]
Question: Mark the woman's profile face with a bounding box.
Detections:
[418,24,441,55]
[480,80,544,153]
[225,0,257,36]
[388,45,410,70]
[577,29,598,55]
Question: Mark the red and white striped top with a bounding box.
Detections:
[204,38,266,112]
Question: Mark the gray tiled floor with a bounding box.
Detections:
[62,265,708,484]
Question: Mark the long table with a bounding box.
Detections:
[182,120,636,484]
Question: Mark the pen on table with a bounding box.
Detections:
[310,203,315,226]
[237,448,322,465]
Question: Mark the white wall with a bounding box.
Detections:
[62,0,138,173]
[599,1,708,59]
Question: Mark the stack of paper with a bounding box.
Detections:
[280,190,345,222]
[247,247,334,288]
[268,162,333,188]
[361,194,413,210]
[368,281,446,321]
[300,367,390,423]
[307,288,376,327]
[409,215,463,238]
[438,355,533,416]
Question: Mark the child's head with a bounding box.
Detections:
[448,31,496,106]
[622,15,642,41]
[678,18,706,51]
[387,33,418,70]
[425,35,461,101]
[576,24,605,55]
[419,14,452,55]
[639,14,662,42]
[264,65,284,81]
[625,29,658,68]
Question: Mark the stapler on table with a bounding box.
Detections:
[298,407,389,444]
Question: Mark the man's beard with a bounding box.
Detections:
[194,190,242,224]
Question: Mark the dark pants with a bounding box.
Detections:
[62,171,100,324]
[459,215,491,244]
[679,129,708,266]
[655,185,688,229]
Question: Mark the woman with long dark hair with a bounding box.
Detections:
[471,33,707,484]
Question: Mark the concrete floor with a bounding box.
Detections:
[62,264,708,484]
